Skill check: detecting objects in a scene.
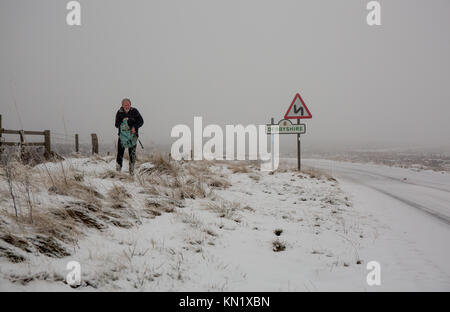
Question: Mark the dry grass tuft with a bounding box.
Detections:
[140,152,177,176]
[228,162,250,173]
[274,229,283,236]
[8,271,65,285]
[302,166,334,180]
[1,233,32,253]
[178,179,208,199]
[28,235,70,258]
[0,246,26,263]
[51,206,106,230]
[272,239,286,252]
[99,170,133,181]
[178,212,203,228]
[108,184,132,203]
[204,176,231,189]
[0,152,235,262]
[143,197,183,218]
[248,173,261,182]
[203,199,241,219]
[0,158,143,261]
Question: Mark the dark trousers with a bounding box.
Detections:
[116,138,136,167]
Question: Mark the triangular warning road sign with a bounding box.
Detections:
[284,93,312,119]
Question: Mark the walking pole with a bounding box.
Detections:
[138,138,144,149]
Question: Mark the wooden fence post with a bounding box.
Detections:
[91,133,98,155]
[0,114,2,150]
[44,130,51,158]
[75,134,79,153]
[19,130,24,159]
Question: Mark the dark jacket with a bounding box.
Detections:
[115,107,144,137]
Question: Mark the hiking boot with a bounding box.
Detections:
[129,163,135,176]
[116,163,122,172]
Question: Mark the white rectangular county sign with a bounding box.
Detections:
[266,119,306,134]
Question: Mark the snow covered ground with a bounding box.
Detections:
[301,159,450,291]
[0,156,449,291]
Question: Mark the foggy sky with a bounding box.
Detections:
[1,0,449,151]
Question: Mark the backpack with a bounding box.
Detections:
[119,119,137,149]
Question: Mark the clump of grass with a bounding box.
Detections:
[99,170,132,181]
[205,176,231,189]
[178,212,202,228]
[228,163,249,174]
[248,173,261,182]
[1,233,32,253]
[274,229,283,236]
[273,163,296,173]
[43,163,105,206]
[0,156,153,262]
[183,162,230,190]
[144,197,181,218]
[178,178,208,199]
[28,235,71,258]
[28,209,80,245]
[204,199,240,219]
[8,271,65,285]
[0,246,26,263]
[204,228,218,237]
[302,166,333,180]
[108,184,132,203]
[141,152,177,176]
[243,205,255,212]
[51,206,106,230]
[272,239,286,252]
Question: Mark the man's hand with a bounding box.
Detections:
[131,127,136,134]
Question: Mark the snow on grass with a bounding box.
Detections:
[0,155,397,291]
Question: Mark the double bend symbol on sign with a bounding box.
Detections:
[284,93,312,119]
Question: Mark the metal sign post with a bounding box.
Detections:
[271,117,274,171]
[265,93,312,172]
[297,119,301,171]
[266,118,306,171]
[283,93,312,172]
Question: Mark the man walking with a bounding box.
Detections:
[115,98,144,175]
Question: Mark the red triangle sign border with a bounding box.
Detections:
[284,93,312,119]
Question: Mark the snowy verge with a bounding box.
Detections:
[2,156,444,290]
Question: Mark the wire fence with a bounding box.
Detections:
[0,114,107,158]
